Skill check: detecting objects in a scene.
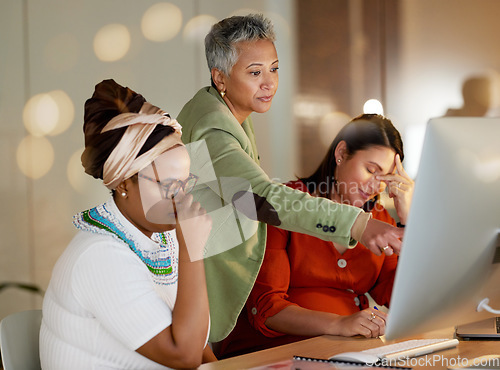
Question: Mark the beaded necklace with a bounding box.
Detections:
[73,201,176,281]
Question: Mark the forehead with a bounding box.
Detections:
[354,146,396,172]
[142,145,190,178]
[233,39,278,66]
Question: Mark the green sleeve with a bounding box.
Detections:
[185,112,362,247]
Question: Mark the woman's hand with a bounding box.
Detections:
[377,154,415,225]
[172,193,212,261]
[265,305,387,339]
[360,218,404,256]
[335,308,387,338]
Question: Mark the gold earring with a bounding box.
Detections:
[220,90,226,98]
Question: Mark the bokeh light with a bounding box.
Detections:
[363,99,384,115]
[404,124,427,178]
[23,90,74,137]
[141,2,182,42]
[23,93,58,136]
[318,111,351,148]
[47,90,74,136]
[183,14,217,42]
[67,148,89,193]
[44,33,79,72]
[294,95,334,121]
[94,24,130,62]
[16,136,54,179]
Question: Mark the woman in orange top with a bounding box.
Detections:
[216,114,414,357]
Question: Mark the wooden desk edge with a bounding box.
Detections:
[199,327,500,369]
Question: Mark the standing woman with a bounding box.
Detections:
[218,114,414,357]
[177,14,403,342]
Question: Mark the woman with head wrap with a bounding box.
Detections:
[40,79,215,368]
[177,14,404,342]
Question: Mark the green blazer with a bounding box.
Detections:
[177,86,362,342]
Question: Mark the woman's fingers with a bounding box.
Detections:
[361,218,404,255]
[376,155,415,224]
[359,309,386,338]
[395,154,410,178]
[172,193,212,261]
[378,155,412,189]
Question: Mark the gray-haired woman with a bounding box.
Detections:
[177,14,404,344]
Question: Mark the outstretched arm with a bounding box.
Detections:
[194,124,407,252]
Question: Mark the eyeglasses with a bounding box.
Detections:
[139,162,198,199]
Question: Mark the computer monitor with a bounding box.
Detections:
[385,117,500,340]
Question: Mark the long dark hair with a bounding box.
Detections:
[300,113,404,211]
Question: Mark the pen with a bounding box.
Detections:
[373,306,387,328]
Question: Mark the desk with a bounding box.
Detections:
[199,327,499,369]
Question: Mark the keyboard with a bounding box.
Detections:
[330,338,459,364]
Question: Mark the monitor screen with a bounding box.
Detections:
[385,117,500,340]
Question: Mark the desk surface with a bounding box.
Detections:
[199,327,499,369]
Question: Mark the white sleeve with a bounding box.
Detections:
[71,240,173,350]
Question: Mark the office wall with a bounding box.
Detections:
[388,0,500,176]
[295,0,500,178]
[0,0,296,320]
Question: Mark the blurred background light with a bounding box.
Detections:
[16,136,54,179]
[141,2,182,42]
[363,98,384,115]
[23,93,58,136]
[183,14,217,42]
[404,124,427,178]
[67,149,88,193]
[23,90,74,137]
[46,90,74,136]
[318,111,351,148]
[294,95,334,122]
[93,24,130,62]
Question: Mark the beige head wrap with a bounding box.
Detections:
[81,79,183,189]
[101,102,183,189]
